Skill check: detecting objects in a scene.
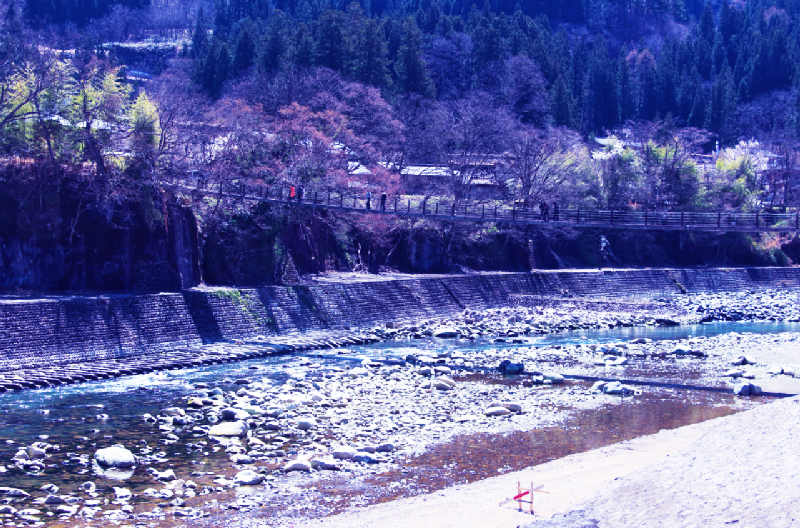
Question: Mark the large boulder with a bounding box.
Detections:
[221,408,251,421]
[296,418,317,431]
[433,377,456,391]
[310,458,340,471]
[498,360,524,374]
[543,371,565,384]
[489,402,522,413]
[332,446,358,460]
[283,460,312,472]
[433,327,460,338]
[208,420,249,437]
[484,406,512,417]
[233,470,263,486]
[94,445,136,468]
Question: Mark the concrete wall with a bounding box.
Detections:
[1,268,799,370]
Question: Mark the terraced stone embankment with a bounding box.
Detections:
[1,268,800,392]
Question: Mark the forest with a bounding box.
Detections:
[2,0,800,290]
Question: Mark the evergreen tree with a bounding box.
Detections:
[316,9,346,70]
[699,3,714,44]
[262,10,290,73]
[551,74,575,127]
[586,38,618,132]
[292,23,315,67]
[213,43,232,98]
[214,0,231,40]
[343,1,367,79]
[234,20,257,74]
[192,7,209,59]
[617,48,635,123]
[359,18,392,88]
[394,17,435,97]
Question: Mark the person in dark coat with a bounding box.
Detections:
[553,201,559,221]
[380,191,387,211]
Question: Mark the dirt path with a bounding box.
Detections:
[295,415,723,528]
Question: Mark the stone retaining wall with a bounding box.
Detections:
[1,268,799,370]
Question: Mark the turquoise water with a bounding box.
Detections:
[347,321,800,360]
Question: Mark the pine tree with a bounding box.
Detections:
[343,1,367,79]
[292,23,315,67]
[262,10,290,73]
[617,48,635,123]
[551,74,575,127]
[394,17,435,97]
[360,18,391,88]
[192,8,209,58]
[213,44,232,98]
[316,9,345,71]
[234,20,257,74]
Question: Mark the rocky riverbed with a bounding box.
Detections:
[0,291,799,527]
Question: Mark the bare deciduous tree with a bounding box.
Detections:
[500,127,579,207]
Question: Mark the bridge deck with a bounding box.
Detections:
[168,179,800,233]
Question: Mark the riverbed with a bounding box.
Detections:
[0,311,798,528]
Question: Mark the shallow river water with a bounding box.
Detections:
[0,322,793,524]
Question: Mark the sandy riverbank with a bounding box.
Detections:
[291,395,799,528]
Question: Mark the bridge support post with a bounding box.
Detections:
[577,208,580,223]
[341,195,344,207]
[645,210,648,226]
[610,210,613,224]
[482,205,485,219]
[718,211,721,228]
[423,201,426,215]
[395,198,398,211]
[452,203,456,217]
[513,205,516,221]
[407,200,410,213]
[797,212,799,229]
[681,210,684,227]
[314,191,317,205]
[494,206,497,219]
[435,203,439,215]
[756,212,760,228]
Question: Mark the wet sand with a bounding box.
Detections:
[293,418,719,528]
[295,396,800,528]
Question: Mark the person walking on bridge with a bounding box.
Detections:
[298,186,304,202]
[366,190,372,210]
[289,185,295,202]
[553,201,559,222]
[380,191,387,211]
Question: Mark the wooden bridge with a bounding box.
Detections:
[168,178,800,233]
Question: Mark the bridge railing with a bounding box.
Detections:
[167,177,800,231]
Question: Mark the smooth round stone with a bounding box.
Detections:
[296,418,317,431]
[94,445,136,468]
[484,406,512,416]
[433,328,460,338]
[208,421,248,437]
[233,470,263,485]
[283,460,312,472]
[332,446,357,460]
